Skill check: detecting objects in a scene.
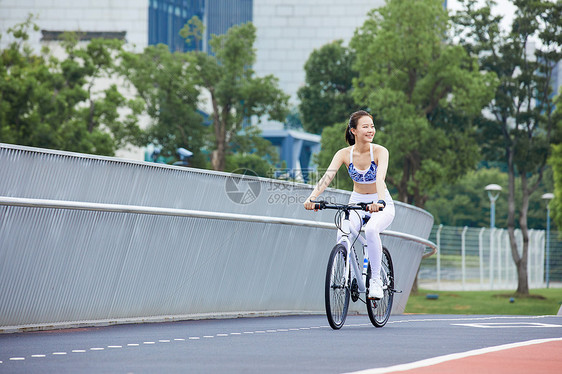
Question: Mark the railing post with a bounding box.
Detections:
[489,227,495,290]
[479,227,485,287]
[461,226,468,290]
[436,224,443,289]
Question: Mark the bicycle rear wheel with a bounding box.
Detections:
[366,247,394,327]
[325,244,350,330]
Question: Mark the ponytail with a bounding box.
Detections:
[345,121,355,145]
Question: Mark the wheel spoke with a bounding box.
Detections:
[325,244,350,329]
[366,248,394,327]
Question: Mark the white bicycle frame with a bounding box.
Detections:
[337,213,389,296]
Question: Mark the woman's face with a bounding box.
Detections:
[352,116,375,143]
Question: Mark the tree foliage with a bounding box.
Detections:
[453,0,562,294]
[120,44,208,167]
[297,40,358,134]
[350,0,497,207]
[0,16,142,155]
[189,20,289,171]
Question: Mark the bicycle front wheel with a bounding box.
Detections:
[325,244,350,330]
[366,247,394,327]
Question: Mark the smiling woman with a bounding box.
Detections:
[304,110,396,300]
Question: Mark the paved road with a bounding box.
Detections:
[1,314,561,373]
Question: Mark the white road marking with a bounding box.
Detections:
[5,315,557,367]
[174,338,185,341]
[452,322,562,329]
[343,337,562,374]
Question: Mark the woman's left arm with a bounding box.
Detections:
[375,146,389,197]
[368,146,389,213]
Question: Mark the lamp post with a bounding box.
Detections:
[542,192,554,288]
[485,184,502,228]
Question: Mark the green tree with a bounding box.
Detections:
[189,20,289,171]
[297,40,358,134]
[551,144,562,230]
[179,15,205,52]
[227,125,280,176]
[350,0,497,208]
[120,44,207,167]
[0,16,142,155]
[426,168,509,227]
[453,0,562,294]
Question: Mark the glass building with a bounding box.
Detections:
[149,0,205,52]
[148,0,252,53]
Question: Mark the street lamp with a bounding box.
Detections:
[542,192,554,288]
[485,184,502,228]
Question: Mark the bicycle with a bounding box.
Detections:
[312,200,397,330]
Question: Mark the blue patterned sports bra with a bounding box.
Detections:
[348,144,377,184]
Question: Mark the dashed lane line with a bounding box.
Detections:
[2,316,556,366]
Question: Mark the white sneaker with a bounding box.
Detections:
[369,277,384,299]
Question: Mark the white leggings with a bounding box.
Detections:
[337,190,395,277]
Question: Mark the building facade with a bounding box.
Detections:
[0,0,148,52]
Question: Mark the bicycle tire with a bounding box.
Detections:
[366,247,394,327]
[325,244,350,330]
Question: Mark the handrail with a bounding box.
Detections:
[0,196,438,257]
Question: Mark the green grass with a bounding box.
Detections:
[404,288,562,315]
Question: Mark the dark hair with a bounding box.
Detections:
[345,110,373,145]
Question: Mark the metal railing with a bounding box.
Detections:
[0,143,437,331]
[0,196,438,254]
[419,224,551,290]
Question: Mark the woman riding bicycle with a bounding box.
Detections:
[304,110,395,300]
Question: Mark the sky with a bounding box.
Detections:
[447,0,517,32]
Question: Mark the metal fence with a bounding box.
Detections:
[0,143,436,331]
[418,225,561,290]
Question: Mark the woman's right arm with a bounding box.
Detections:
[303,149,345,210]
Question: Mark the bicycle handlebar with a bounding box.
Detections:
[311,200,381,212]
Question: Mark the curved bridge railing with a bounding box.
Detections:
[0,143,436,332]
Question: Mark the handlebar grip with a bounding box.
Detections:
[312,200,326,210]
[358,202,373,211]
